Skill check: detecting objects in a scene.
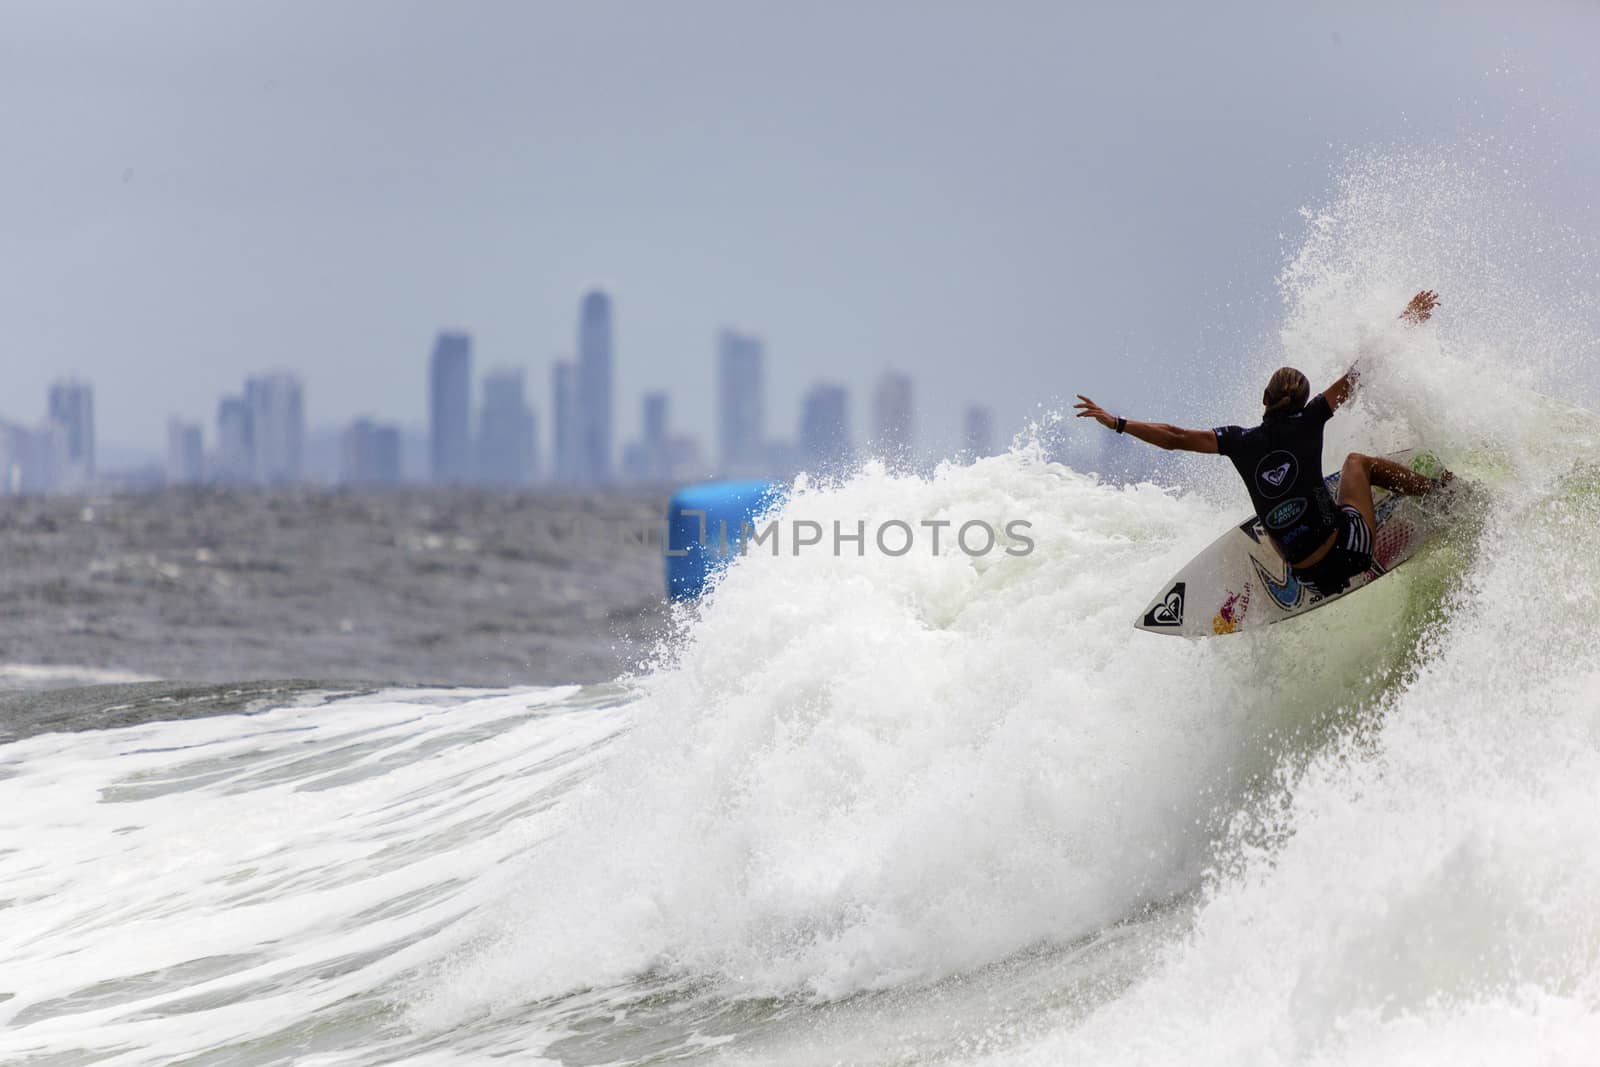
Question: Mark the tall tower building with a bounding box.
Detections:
[341,418,403,487]
[642,390,669,448]
[551,360,576,485]
[717,330,764,476]
[429,331,473,483]
[576,291,613,485]
[963,404,995,459]
[477,369,537,487]
[244,373,304,485]
[0,421,25,495]
[0,420,65,494]
[799,383,852,471]
[871,370,914,468]
[166,418,204,485]
[622,390,704,484]
[622,390,671,484]
[47,379,95,485]
[216,395,254,485]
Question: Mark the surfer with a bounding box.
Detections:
[1073,290,1450,596]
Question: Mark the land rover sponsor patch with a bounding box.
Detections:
[1265,496,1309,529]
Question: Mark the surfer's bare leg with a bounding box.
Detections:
[1336,454,1381,532]
[1368,457,1433,496]
[1340,453,1445,532]
[1338,453,1441,527]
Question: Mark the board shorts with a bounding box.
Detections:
[1291,504,1374,597]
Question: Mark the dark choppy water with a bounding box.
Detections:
[0,488,671,692]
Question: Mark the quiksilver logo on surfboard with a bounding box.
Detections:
[1143,582,1185,627]
[1250,556,1304,610]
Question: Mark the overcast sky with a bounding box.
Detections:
[4,1,1598,460]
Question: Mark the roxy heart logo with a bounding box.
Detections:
[1143,582,1185,627]
[1254,451,1298,499]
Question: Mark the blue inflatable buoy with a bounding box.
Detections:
[664,480,783,600]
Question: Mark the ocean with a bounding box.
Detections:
[3,153,1599,1065]
[0,489,670,696]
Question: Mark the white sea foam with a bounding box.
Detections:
[416,456,1460,1022]
[0,686,625,1065]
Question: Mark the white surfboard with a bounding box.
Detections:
[1135,449,1456,637]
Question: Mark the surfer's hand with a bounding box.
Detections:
[1400,289,1439,324]
[1073,395,1116,430]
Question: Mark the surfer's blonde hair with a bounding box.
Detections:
[1263,367,1310,415]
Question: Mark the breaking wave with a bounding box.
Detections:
[2,150,1597,1065]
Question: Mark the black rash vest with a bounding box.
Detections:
[1213,394,1340,563]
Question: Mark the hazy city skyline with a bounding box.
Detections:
[4,282,1004,492]
[6,4,1593,463]
[5,3,1599,459]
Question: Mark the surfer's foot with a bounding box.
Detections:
[1425,469,1477,515]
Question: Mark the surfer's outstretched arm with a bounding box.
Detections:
[1073,396,1219,453]
[1322,289,1440,412]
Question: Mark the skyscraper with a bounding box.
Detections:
[0,421,25,495]
[799,383,852,471]
[622,390,671,484]
[622,391,704,485]
[47,379,95,485]
[244,373,304,485]
[477,369,537,487]
[640,388,665,483]
[429,330,473,483]
[717,330,764,476]
[963,404,995,459]
[215,395,254,485]
[642,390,668,447]
[551,360,576,485]
[871,370,914,468]
[575,291,613,485]
[166,418,204,485]
[340,418,403,487]
[0,419,65,494]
